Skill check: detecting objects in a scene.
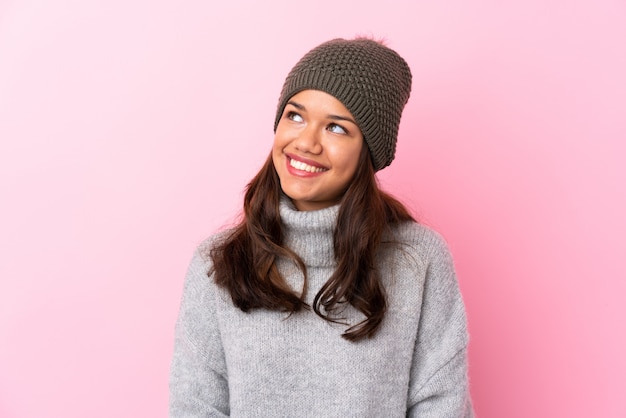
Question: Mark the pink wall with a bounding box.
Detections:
[1,1,624,417]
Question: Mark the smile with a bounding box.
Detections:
[289,157,328,173]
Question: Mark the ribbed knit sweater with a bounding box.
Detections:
[170,199,473,417]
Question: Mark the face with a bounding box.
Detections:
[272,90,364,211]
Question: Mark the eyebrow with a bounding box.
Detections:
[286,100,358,125]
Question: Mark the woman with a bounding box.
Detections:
[170,38,473,417]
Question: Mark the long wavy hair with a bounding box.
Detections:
[210,145,414,341]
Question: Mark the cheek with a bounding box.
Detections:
[271,136,287,171]
[272,127,290,152]
[272,134,283,155]
[333,143,363,174]
[271,146,281,170]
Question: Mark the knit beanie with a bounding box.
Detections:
[274,38,412,171]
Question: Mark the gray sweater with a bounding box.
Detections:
[170,200,473,417]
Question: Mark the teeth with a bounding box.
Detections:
[290,158,326,173]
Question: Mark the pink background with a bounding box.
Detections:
[1,1,625,417]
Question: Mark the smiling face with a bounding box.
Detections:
[272,89,364,211]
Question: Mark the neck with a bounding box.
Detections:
[279,197,338,268]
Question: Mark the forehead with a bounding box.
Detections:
[287,90,354,117]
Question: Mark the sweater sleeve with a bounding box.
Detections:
[169,248,230,418]
[406,231,473,418]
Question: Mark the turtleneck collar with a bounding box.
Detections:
[279,196,339,268]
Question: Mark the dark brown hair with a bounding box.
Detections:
[210,146,414,341]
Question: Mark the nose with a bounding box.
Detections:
[293,125,322,155]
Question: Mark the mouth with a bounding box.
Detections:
[287,155,328,173]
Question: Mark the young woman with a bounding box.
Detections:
[170,38,473,417]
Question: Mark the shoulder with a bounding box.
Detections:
[179,229,240,311]
[193,228,236,264]
[182,229,237,291]
[389,221,453,261]
[380,221,456,280]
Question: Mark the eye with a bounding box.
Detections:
[327,123,347,135]
[286,111,303,122]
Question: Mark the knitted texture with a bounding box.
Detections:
[274,38,412,171]
[170,199,474,417]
